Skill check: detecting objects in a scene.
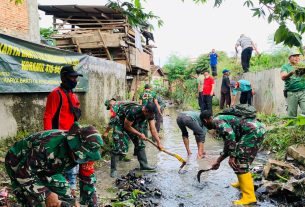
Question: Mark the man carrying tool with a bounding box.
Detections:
[176,111,207,159]
[200,106,266,205]
[5,122,103,207]
[110,102,163,177]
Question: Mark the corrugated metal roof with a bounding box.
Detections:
[38,5,124,19]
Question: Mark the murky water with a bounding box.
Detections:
[149,108,276,207]
[96,108,276,206]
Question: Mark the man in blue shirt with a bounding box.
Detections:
[209,49,218,77]
[231,80,255,105]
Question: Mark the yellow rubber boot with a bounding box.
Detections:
[230,181,240,189]
[233,172,257,205]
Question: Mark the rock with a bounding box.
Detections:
[261,180,283,195]
[263,159,300,180]
[287,145,305,166]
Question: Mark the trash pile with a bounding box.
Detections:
[108,170,162,207]
[253,159,305,206]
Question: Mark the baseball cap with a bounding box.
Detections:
[222,69,230,74]
[67,122,104,164]
[289,48,301,58]
[60,65,83,77]
[104,98,116,110]
[144,83,151,89]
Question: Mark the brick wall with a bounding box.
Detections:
[0,0,29,40]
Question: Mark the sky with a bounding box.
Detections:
[38,0,305,66]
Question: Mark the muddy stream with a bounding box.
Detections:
[96,108,276,207]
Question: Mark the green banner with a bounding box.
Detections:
[0,33,89,93]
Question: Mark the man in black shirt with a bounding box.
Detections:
[220,69,231,109]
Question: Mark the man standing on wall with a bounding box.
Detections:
[209,49,218,77]
[220,69,231,109]
[202,70,215,114]
[235,34,259,73]
[43,65,97,206]
[196,68,205,112]
[280,50,305,117]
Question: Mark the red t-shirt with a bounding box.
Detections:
[202,76,215,95]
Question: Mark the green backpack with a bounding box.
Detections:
[219,104,257,119]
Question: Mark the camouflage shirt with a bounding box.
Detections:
[5,130,94,202]
[139,90,157,105]
[157,96,166,110]
[213,115,266,157]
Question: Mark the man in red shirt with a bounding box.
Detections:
[44,65,97,206]
[202,70,215,114]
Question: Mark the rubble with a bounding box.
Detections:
[254,159,305,206]
[111,170,161,207]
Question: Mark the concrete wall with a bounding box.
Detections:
[0,58,126,139]
[214,68,286,115]
[0,0,40,43]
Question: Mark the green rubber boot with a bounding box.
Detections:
[110,154,118,178]
[137,149,156,171]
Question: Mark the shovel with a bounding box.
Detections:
[197,168,213,183]
[146,139,187,172]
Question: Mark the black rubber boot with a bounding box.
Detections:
[137,149,156,171]
[110,154,118,178]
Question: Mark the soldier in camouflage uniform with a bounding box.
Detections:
[200,110,266,205]
[155,96,166,133]
[110,102,163,177]
[139,84,162,136]
[5,122,103,207]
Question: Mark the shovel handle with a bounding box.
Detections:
[146,139,186,164]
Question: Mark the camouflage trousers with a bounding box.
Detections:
[233,128,265,174]
[5,163,97,207]
[111,122,146,155]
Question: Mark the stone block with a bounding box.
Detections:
[287,145,305,166]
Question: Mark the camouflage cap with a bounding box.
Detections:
[104,100,111,110]
[67,122,104,164]
[104,98,116,110]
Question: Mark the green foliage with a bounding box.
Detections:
[261,114,305,159]
[170,79,198,109]
[285,115,305,127]
[112,199,135,207]
[262,126,305,159]
[163,54,191,82]
[191,54,210,73]
[0,130,30,158]
[40,27,57,40]
[107,0,163,30]
[257,113,281,125]
[11,0,23,4]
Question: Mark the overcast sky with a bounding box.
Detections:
[38,0,305,66]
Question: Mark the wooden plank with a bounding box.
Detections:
[55,27,125,31]
[129,47,150,71]
[97,29,112,60]
[53,22,126,26]
[55,18,126,22]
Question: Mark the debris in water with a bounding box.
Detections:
[112,170,162,207]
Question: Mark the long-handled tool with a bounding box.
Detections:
[197,168,213,183]
[146,139,186,172]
